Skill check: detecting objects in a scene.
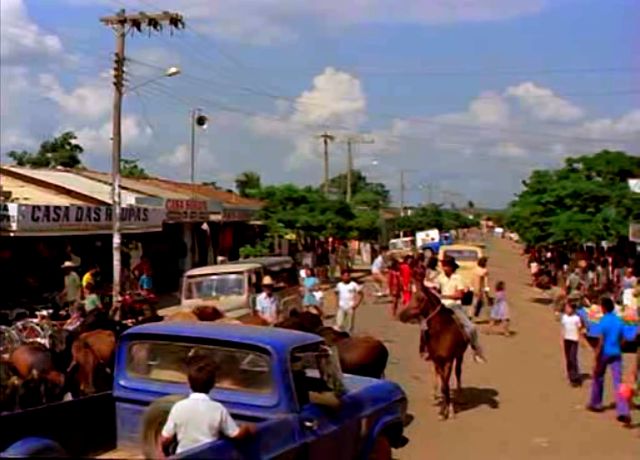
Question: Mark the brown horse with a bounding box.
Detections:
[165,306,270,326]
[68,330,116,396]
[399,285,468,420]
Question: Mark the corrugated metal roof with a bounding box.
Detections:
[77,170,194,199]
[0,174,93,205]
[141,178,262,208]
[4,167,146,205]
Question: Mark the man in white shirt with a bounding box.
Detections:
[161,354,253,455]
[60,261,82,308]
[334,271,364,333]
[255,276,280,324]
[436,256,486,363]
[561,300,583,386]
[371,246,388,297]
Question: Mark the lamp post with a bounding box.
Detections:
[189,109,208,190]
[111,66,180,307]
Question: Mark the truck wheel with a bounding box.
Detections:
[2,438,68,457]
[140,394,185,460]
[368,436,392,460]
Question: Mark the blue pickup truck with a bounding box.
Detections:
[1,322,409,459]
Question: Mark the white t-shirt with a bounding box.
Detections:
[161,392,240,454]
[256,293,279,324]
[64,271,82,303]
[335,281,362,310]
[561,314,581,341]
[437,273,466,307]
[371,255,385,273]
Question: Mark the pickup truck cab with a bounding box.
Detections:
[1,322,409,459]
[163,257,301,320]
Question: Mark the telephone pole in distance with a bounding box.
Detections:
[341,134,374,202]
[317,132,335,194]
[100,9,184,306]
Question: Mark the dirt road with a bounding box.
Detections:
[351,238,637,459]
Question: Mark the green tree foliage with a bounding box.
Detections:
[120,158,149,178]
[506,150,640,246]
[326,170,390,209]
[235,171,262,197]
[393,204,477,234]
[7,131,84,168]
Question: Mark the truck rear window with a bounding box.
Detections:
[126,341,272,394]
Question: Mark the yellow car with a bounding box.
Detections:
[438,244,485,288]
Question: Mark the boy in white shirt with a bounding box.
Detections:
[160,354,253,455]
[334,271,364,333]
[560,300,583,387]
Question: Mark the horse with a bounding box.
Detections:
[67,330,116,397]
[164,306,270,326]
[399,285,468,420]
[277,311,389,379]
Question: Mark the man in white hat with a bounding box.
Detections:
[60,261,82,308]
[255,276,280,325]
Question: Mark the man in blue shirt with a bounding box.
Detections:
[587,297,630,425]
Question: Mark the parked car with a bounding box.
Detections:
[1,322,410,459]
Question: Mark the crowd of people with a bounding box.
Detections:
[527,245,639,428]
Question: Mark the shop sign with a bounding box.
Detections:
[165,199,209,222]
[222,208,255,222]
[4,204,165,233]
[0,202,18,231]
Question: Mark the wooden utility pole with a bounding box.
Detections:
[342,135,374,202]
[100,9,184,305]
[317,132,335,194]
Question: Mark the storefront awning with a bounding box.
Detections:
[0,203,165,236]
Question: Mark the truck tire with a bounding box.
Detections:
[368,436,391,460]
[140,394,185,460]
[2,438,68,458]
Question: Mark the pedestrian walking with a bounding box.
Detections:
[400,255,413,306]
[489,281,511,336]
[587,297,631,426]
[60,261,82,308]
[334,271,363,333]
[302,267,322,316]
[472,256,490,320]
[387,260,402,318]
[561,300,583,386]
[371,246,389,297]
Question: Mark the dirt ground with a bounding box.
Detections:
[345,237,638,460]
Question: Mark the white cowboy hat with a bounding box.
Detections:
[61,261,78,268]
[262,275,275,286]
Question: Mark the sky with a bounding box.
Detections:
[1,0,639,208]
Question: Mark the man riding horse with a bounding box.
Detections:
[427,256,487,363]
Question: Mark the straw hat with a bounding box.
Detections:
[61,261,78,269]
[262,275,275,286]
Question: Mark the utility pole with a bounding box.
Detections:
[101,9,184,306]
[317,132,335,194]
[400,170,406,217]
[342,134,374,202]
[190,108,208,193]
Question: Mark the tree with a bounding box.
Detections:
[7,131,84,168]
[391,204,477,234]
[326,170,390,209]
[506,150,640,246]
[235,171,262,197]
[120,158,149,178]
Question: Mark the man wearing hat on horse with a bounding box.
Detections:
[436,256,487,363]
[255,276,280,325]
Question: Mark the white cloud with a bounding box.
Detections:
[505,82,584,122]
[577,110,640,139]
[0,0,63,63]
[39,74,112,121]
[251,67,367,168]
[75,115,153,156]
[495,141,527,157]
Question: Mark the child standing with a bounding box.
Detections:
[561,301,583,387]
[490,281,511,336]
[334,271,363,333]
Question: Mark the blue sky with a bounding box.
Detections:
[2,0,638,207]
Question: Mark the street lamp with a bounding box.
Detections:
[190,108,208,188]
[111,65,180,307]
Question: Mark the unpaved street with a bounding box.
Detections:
[349,238,637,459]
